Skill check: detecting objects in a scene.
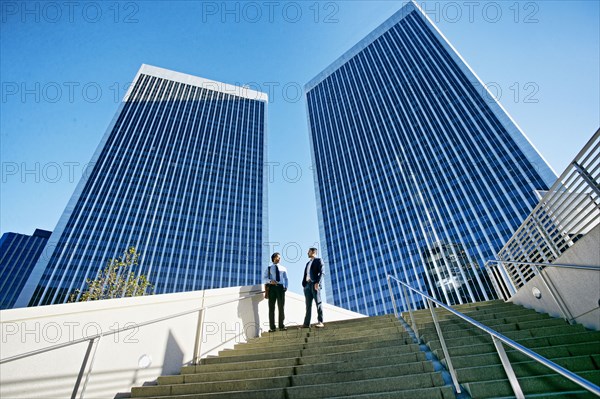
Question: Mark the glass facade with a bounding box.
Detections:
[0,229,51,309]
[16,65,268,307]
[305,2,556,315]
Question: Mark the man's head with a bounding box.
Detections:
[271,252,281,264]
[307,247,318,258]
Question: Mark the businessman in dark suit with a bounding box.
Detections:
[302,247,324,328]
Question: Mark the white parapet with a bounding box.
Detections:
[0,285,364,399]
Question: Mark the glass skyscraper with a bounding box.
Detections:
[305,1,556,315]
[0,229,51,309]
[16,65,268,307]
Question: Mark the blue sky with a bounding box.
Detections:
[1,0,599,295]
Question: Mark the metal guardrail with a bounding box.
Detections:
[0,290,265,399]
[387,274,600,398]
[495,129,600,287]
[486,260,600,323]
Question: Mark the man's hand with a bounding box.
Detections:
[270,280,277,285]
[314,283,319,291]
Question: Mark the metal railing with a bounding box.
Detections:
[0,290,265,399]
[387,274,600,399]
[495,129,600,284]
[486,260,600,323]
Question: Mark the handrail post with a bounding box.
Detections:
[401,283,418,340]
[192,308,206,365]
[71,338,96,399]
[492,335,524,399]
[427,298,461,394]
[387,276,398,318]
[533,265,574,324]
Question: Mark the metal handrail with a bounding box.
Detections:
[486,260,600,272]
[485,260,600,322]
[387,274,600,398]
[0,290,265,399]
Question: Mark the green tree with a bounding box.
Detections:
[69,247,153,302]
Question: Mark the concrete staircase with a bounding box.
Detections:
[129,301,600,399]
[406,300,600,398]
[130,315,454,399]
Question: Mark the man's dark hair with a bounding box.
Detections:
[309,247,318,253]
[271,252,280,262]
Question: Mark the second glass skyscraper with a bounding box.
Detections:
[306,1,556,315]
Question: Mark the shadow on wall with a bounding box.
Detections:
[162,330,184,376]
[238,285,263,339]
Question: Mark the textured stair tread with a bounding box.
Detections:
[285,372,445,398]
[297,342,420,363]
[437,341,600,368]
[295,357,433,375]
[418,317,568,337]
[182,357,298,373]
[298,350,425,367]
[291,361,435,385]
[301,337,412,356]
[304,330,411,346]
[322,385,455,399]
[428,332,600,358]
[159,365,295,385]
[464,371,600,398]
[492,390,599,399]
[423,334,600,355]
[416,312,551,329]
[201,348,302,364]
[327,314,394,325]
[228,335,412,358]
[131,386,286,399]
[133,375,290,397]
[455,355,598,382]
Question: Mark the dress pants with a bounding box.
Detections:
[268,284,285,330]
[303,281,323,326]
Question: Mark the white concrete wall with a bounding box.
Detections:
[509,224,600,330]
[0,285,364,399]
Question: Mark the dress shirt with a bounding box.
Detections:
[263,263,288,290]
[305,258,314,282]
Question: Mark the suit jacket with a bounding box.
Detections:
[302,257,323,287]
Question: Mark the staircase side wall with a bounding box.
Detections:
[509,224,600,330]
[0,285,364,399]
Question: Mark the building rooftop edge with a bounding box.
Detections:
[133,64,269,102]
[304,1,417,92]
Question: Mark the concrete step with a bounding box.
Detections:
[132,374,291,397]
[464,370,600,398]
[295,356,433,376]
[297,343,421,365]
[285,371,446,399]
[408,306,540,324]
[298,349,425,367]
[415,311,550,331]
[427,332,600,358]
[323,385,455,399]
[301,337,412,357]
[439,342,600,369]
[182,357,298,374]
[132,387,287,399]
[133,386,455,399]
[159,365,294,385]
[201,348,301,364]
[421,323,588,348]
[456,355,599,383]
[416,316,568,337]
[292,361,436,386]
